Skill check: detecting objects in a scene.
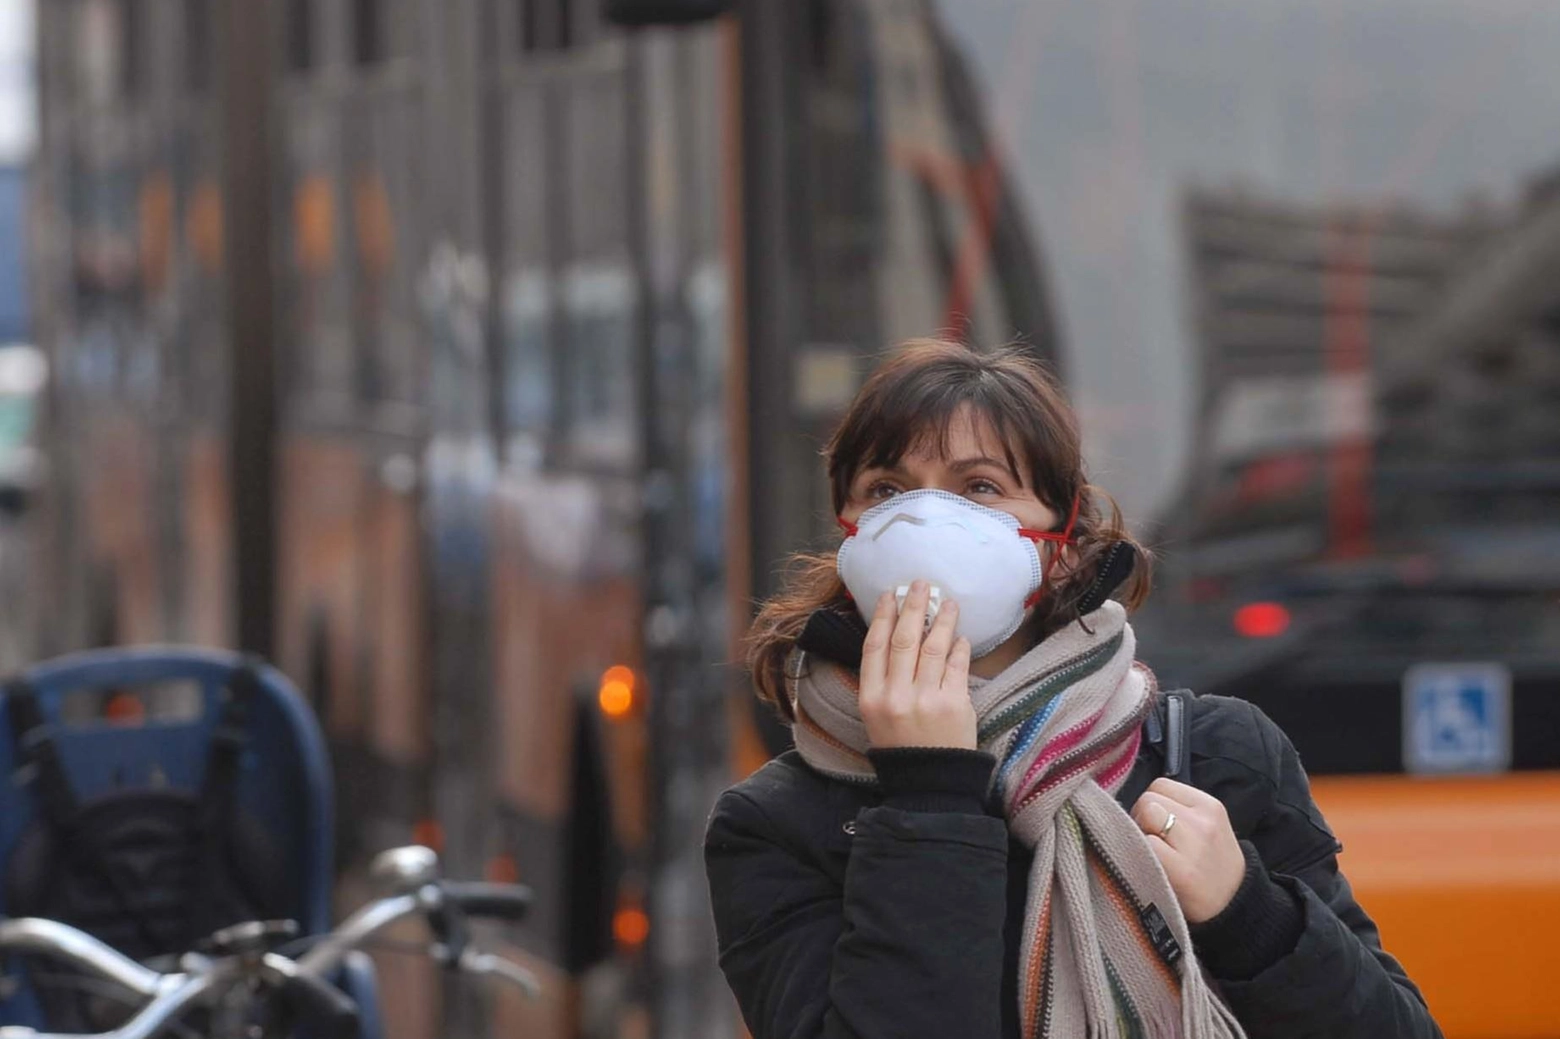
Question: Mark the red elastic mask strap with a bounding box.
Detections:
[836,517,858,602]
[1022,492,1082,608]
[836,517,858,603]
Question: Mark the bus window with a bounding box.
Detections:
[517,0,540,54]
[518,0,582,55]
[119,0,144,98]
[559,265,636,472]
[555,0,573,51]
[564,75,627,268]
[559,70,633,472]
[182,0,210,94]
[502,268,553,467]
[492,74,552,464]
[352,165,422,408]
[601,0,732,27]
[74,0,121,107]
[286,0,314,76]
[353,0,383,67]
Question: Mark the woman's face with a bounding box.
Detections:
[840,405,1061,532]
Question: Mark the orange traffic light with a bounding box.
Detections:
[613,905,650,948]
[598,665,636,718]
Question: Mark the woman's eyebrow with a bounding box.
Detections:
[947,456,1013,474]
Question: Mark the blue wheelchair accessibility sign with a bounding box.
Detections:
[1402,663,1511,774]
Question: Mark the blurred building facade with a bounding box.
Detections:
[1376,174,1560,530]
[1143,178,1560,780]
[1178,187,1498,561]
[1175,179,1560,592]
[23,1,1058,1038]
[743,0,1059,609]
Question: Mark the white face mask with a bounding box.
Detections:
[835,489,1078,659]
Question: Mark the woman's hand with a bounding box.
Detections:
[1130,778,1246,924]
[859,581,977,750]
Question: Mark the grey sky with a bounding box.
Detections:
[934,0,1560,525]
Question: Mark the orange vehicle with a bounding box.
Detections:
[26,1,1560,1038]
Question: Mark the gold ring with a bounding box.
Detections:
[1157,812,1177,839]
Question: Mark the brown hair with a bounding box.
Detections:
[745,338,1152,719]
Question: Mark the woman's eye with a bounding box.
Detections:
[866,481,900,500]
[967,479,1002,496]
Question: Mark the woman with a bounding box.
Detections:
[704,340,1441,1039]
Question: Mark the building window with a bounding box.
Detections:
[518,0,541,53]
[556,0,574,49]
[353,0,383,66]
[286,0,314,75]
[120,0,144,97]
[518,0,580,55]
[183,0,210,93]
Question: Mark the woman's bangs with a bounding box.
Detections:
[860,386,1029,484]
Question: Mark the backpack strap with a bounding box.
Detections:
[191,661,260,941]
[1161,689,1191,784]
[4,678,81,827]
[202,662,257,821]
[4,677,168,951]
[1143,688,1192,784]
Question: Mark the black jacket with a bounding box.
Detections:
[704,692,1443,1039]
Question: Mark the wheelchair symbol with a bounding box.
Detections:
[1403,663,1511,774]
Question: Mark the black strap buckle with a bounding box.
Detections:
[1148,689,1192,784]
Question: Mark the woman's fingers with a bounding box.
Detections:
[1143,833,1187,880]
[940,634,971,695]
[1148,777,1226,815]
[1132,782,1245,924]
[859,585,978,750]
[1142,780,1231,845]
[914,598,958,691]
[1131,792,1183,846]
[1134,796,1193,890]
[884,581,930,705]
[858,590,896,707]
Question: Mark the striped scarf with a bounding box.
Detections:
[791,601,1245,1039]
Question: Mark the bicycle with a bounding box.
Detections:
[0,845,539,1039]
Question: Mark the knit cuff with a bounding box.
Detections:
[1189,840,1305,981]
[867,747,996,815]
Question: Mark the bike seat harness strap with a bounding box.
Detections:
[2,663,288,1031]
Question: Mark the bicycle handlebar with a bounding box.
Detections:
[0,876,538,1039]
[0,965,222,1039]
[264,952,363,1039]
[294,892,423,978]
[438,881,533,922]
[0,919,165,999]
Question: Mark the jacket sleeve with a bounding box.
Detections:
[703,753,1010,1039]
[1208,705,1444,1039]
